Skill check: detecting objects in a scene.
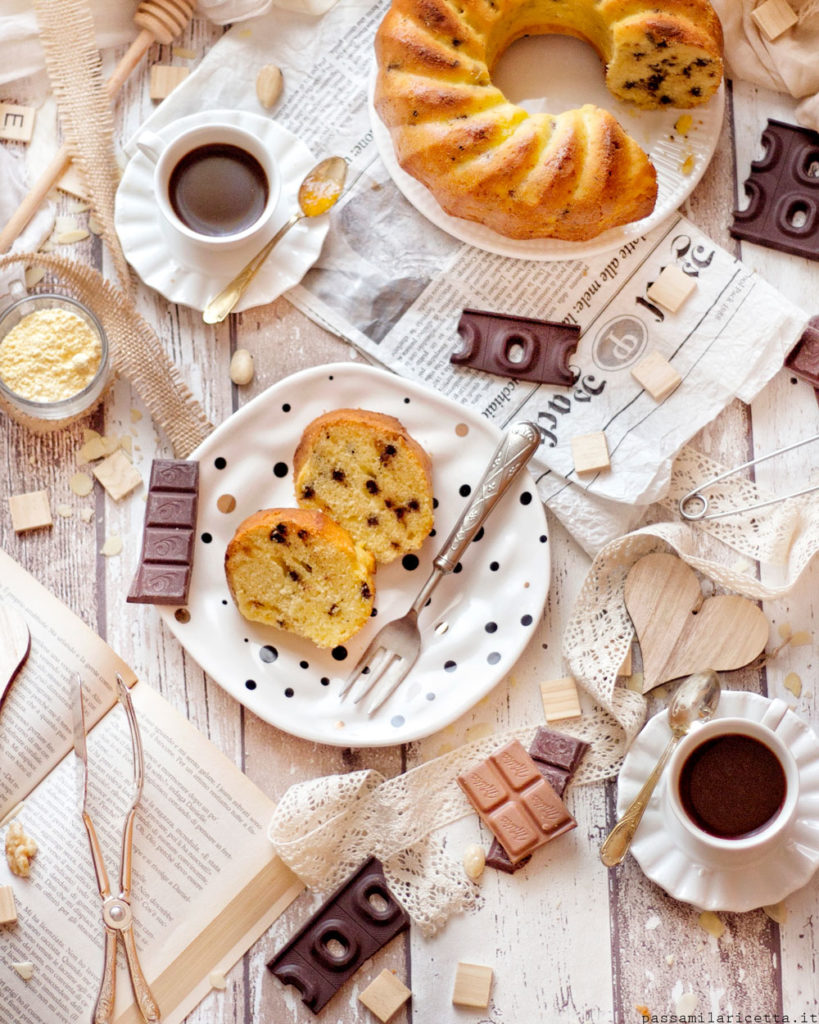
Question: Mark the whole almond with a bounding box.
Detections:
[230,348,255,386]
[256,64,283,109]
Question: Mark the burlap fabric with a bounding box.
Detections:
[32,0,132,295]
[0,252,212,456]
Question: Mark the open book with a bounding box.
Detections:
[0,547,304,1024]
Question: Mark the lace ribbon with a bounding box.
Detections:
[268,443,819,932]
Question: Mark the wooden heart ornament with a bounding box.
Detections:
[624,553,769,693]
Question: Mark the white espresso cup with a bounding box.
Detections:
[663,698,799,867]
[137,116,281,270]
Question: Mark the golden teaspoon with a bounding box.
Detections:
[202,155,347,325]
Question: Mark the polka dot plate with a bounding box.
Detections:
[159,362,550,747]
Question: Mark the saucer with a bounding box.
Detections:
[114,110,330,313]
[618,691,819,912]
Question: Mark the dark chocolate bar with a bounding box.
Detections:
[451,308,580,386]
[268,857,409,1014]
[785,315,819,388]
[127,459,199,605]
[730,120,819,263]
[457,739,576,865]
[486,727,589,874]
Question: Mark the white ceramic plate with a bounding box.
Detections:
[114,110,329,313]
[619,691,819,911]
[369,35,724,261]
[158,363,550,747]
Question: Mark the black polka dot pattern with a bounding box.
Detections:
[191,373,550,743]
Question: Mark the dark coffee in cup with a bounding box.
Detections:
[677,732,786,839]
[168,143,269,237]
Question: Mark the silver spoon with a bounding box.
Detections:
[599,669,721,868]
[202,155,347,325]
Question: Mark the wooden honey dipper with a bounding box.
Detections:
[0,0,196,254]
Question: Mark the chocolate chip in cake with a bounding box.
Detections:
[365,479,380,494]
[361,582,372,600]
[379,444,397,464]
[332,468,346,482]
[301,486,314,499]
[367,515,379,527]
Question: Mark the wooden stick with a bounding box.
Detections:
[0,0,194,254]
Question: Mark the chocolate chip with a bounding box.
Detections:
[332,469,345,482]
[365,479,379,494]
[361,582,372,600]
[301,486,314,499]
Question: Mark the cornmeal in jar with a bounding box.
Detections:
[0,307,102,402]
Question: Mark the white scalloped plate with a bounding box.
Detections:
[369,35,724,261]
[158,363,550,748]
[114,110,329,313]
[619,691,819,912]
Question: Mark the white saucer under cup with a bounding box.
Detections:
[115,110,330,313]
[618,691,819,912]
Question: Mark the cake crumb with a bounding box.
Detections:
[12,961,34,981]
[5,821,38,877]
[208,971,227,990]
[698,910,724,938]
[70,471,94,497]
[784,672,802,698]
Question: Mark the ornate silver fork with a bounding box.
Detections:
[339,420,541,715]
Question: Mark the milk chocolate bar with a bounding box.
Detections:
[485,727,589,873]
[730,120,819,263]
[127,459,199,605]
[458,739,576,866]
[268,857,409,1014]
[451,309,580,386]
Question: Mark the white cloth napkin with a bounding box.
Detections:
[0,146,54,308]
[711,0,819,131]
[0,0,273,88]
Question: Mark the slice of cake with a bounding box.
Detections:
[293,408,434,564]
[224,508,376,648]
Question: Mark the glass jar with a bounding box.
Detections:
[0,292,111,432]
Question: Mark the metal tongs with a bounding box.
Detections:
[73,673,161,1024]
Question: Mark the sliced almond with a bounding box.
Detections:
[56,229,90,245]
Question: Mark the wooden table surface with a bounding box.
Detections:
[2,16,819,1024]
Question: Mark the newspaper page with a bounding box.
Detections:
[132,1,809,551]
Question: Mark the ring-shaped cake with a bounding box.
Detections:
[374,0,724,240]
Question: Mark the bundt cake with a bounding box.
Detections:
[224,508,376,648]
[374,0,724,240]
[293,408,434,564]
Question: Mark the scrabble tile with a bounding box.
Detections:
[539,677,582,722]
[359,969,412,1022]
[93,450,142,501]
[646,264,697,313]
[751,0,797,40]
[0,886,17,926]
[571,431,610,475]
[452,962,494,1009]
[8,490,52,532]
[0,103,36,143]
[631,350,682,402]
[149,64,190,100]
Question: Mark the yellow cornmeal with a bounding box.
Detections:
[0,307,101,402]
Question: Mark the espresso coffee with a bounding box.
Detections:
[168,143,269,237]
[678,733,786,839]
